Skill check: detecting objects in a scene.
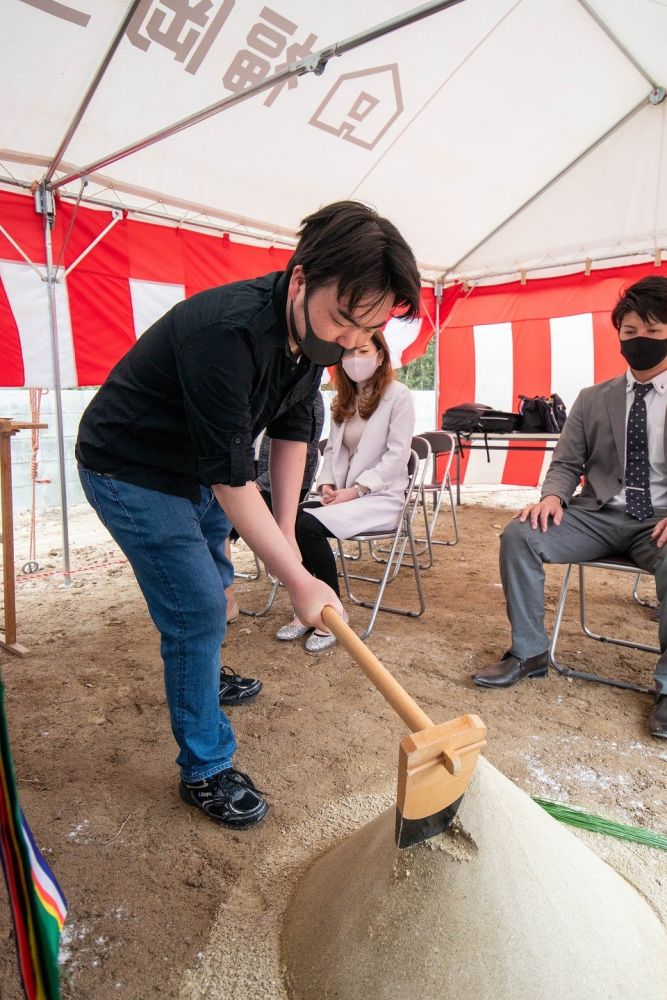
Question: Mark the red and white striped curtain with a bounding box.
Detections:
[6,186,665,491]
[438,263,667,486]
[0,191,436,388]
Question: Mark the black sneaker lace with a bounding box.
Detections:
[220,666,241,683]
[213,769,259,801]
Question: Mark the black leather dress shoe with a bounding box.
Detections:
[473,650,549,689]
[649,695,667,738]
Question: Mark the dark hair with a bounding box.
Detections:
[331,328,394,424]
[287,201,421,321]
[611,276,667,330]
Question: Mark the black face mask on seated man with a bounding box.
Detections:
[288,292,346,367]
[620,336,667,371]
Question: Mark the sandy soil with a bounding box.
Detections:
[0,499,665,999]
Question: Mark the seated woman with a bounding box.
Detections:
[277,329,415,653]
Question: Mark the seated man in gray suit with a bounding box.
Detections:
[473,275,667,739]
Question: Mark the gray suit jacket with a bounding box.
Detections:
[541,374,648,510]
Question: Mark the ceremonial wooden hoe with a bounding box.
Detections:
[321,607,486,848]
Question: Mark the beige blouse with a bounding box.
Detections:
[341,407,367,457]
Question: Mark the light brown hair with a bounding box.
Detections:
[331,329,395,424]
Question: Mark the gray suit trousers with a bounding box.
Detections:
[500,504,667,693]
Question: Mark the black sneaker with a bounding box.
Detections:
[219,666,262,706]
[179,768,269,827]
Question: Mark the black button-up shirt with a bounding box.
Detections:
[76,272,323,501]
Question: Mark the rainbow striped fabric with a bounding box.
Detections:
[0,673,67,1000]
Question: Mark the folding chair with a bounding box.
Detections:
[315,434,365,563]
[411,434,435,568]
[417,431,459,547]
[370,435,433,569]
[548,556,658,694]
[335,449,427,639]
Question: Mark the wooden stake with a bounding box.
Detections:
[0,419,47,657]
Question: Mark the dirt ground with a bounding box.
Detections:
[1,499,666,999]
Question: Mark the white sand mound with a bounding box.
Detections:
[283,757,667,1000]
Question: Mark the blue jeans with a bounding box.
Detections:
[78,469,237,780]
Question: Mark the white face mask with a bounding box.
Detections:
[341,353,380,383]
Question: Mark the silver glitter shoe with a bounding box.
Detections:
[304,631,337,654]
[276,621,312,641]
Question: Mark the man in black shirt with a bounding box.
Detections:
[76,201,421,828]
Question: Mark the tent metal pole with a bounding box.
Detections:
[576,0,658,90]
[446,245,667,286]
[50,0,465,191]
[0,223,43,279]
[444,94,652,279]
[0,171,300,247]
[43,0,143,185]
[38,185,71,584]
[63,210,122,278]
[56,196,298,248]
[434,281,442,429]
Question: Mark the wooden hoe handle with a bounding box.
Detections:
[321,606,433,734]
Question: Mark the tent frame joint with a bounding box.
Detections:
[299,48,337,77]
[33,183,55,228]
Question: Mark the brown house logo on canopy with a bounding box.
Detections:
[310,65,403,150]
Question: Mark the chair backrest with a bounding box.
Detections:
[403,447,429,527]
[419,431,456,456]
[419,430,456,483]
[410,434,431,462]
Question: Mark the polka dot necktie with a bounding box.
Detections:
[625,381,654,521]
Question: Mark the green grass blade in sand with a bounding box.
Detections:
[533,797,667,851]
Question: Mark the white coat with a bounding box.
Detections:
[308,380,415,538]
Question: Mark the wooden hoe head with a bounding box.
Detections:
[396,714,486,848]
[321,607,486,849]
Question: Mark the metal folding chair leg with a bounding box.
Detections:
[239,558,281,618]
[430,477,460,546]
[631,572,657,609]
[369,441,434,571]
[416,478,459,550]
[240,579,280,618]
[233,550,262,581]
[337,517,426,640]
[371,506,433,571]
[417,431,460,547]
[335,539,363,562]
[413,491,435,569]
[549,562,656,694]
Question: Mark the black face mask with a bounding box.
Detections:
[288,291,345,367]
[620,336,667,371]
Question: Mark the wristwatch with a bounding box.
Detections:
[353,483,367,498]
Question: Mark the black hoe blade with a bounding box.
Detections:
[395,794,464,850]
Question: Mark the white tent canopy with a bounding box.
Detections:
[3,0,667,284]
